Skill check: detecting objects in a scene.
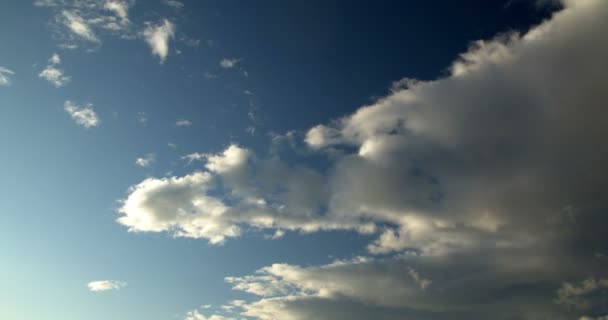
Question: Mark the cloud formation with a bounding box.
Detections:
[143,19,175,63]
[0,66,14,86]
[87,280,126,292]
[64,100,99,128]
[175,119,192,127]
[117,1,608,318]
[39,53,71,87]
[135,154,155,167]
[219,58,240,69]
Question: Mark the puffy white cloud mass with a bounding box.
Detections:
[87,280,126,292]
[118,1,608,319]
[143,19,175,63]
[64,100,99,128]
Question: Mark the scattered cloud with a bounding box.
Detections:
[135,154,155,167]
[0,67,14,86]
[137,111,148,124]
[87,280,126,292]
[175,119,192,127]
[36,0,136,50]
[163,0,184,9]
[143,19,175,63]
[39,53,71,87]
[61,10,99,42]
[219,58,241,69]
[64,100,99,128]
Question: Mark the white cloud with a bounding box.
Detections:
[182,152,206,164]
[87,280,126,292]
[143,19,175,63]
[117,171,239,244]
[175,119,192,127]
[220,58,241,69]
[39,53,71,87]
[64,100,99,128]
[184,309,235,320]
[49,53,61,64]
[135,154,155,167]
[37,1,137,49]
[61,10,99,42]
[163,0,184,9]
[0,67,14,86]
[104,0,129,25]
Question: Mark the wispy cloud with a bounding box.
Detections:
[219,58,241,69]
[135,154,155,167]
[36,0,135,49]
[64,100,99,128]
[87,280,126,292]
[175,119,192,127]
[61,10,99,42]
[0,67,14,86]
[163,0,184,9]
[143,19,175,63]
[39,53,71,87]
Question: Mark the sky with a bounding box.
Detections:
[1,0,607,319]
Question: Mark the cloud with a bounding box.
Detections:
[219,58,241,69]
[104,0,129,25]
[135,154,155,167]
[143,19,175,63]
[87,280,126,292]
[120,1,608,318]
[61,10,99,42]
[117,171,240,244]
[0,67,14,86]
[118,145,374,243]
[64,100,99,128]
[184,309,235,320]
[556,278,608,310]
[39,53,71,87]
[163,0,184,9]
[37,0,135,49]
[175,119,192,127]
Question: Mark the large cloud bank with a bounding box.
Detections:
[118,0,608,318]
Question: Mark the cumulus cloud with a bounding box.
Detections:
[143,19,175,63]
[64,100,99,128]
[0,67,14,86]
[119,1,608,318]
[39,53,71,87]
[118,145,374,243]
[87,280,126,292]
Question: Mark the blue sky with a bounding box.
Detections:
[1,1,608,319]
